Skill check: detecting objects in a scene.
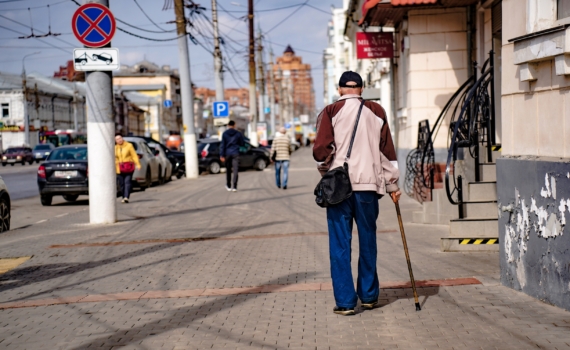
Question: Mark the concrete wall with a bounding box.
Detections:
[497,157,570,311]
[499,0,570,310]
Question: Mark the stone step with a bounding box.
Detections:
[412,211,424,224]
[441,237,499,252]
[480,163,496,182]
[449,218,498,237]
[468,182,497,201]
[418,188,456,225]
[478,144,501,163]
[464,201,497,218]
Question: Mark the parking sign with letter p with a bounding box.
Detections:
[212,101,229,118]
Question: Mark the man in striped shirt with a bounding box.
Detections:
[270,127,292,189]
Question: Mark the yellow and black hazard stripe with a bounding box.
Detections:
[459,238,498,245]
[491,145,501,152]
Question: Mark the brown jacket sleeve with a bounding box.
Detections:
[313,105,335,162]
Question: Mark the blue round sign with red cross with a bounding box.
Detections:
[72,3,116,48]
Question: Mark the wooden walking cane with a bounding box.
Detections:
[394,199,422,311]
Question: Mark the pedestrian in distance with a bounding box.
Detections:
[313,71,401,316]
[115,134,141,203]
[220,120,245,192]
[271,127,292,190]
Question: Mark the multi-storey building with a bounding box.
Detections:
[272,46,316,123]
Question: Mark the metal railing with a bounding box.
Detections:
[405,51,497,215]
[444,51,497,218]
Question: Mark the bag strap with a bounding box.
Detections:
[345,99,366,161]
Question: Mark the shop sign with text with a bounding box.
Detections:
[356,32,393,59]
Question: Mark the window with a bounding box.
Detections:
[559,0,570,19]
[1,103,8,118]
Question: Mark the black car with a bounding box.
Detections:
[198,138,270,174]
[37,145,89,206]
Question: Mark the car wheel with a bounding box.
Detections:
[208,161,221,174]
[1,163,5,167]
[10,163,14,166]
[28,160,33,165]
[35,160,40,164]
[157,166,164,185]
[63,194,79,202]
[21,160,25,166]
[81,60,86,65]
[40,195,52,206]
[145,168,152,188]
[254,158,267,171]
[0,195,10,233]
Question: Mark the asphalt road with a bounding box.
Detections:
[0,162,41,200]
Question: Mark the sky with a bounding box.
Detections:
[0,0,342,110]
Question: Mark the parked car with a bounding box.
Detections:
[146,142,173,183]
[2,146,34,166]
[0,176,10,233]
[197,138,270,174]
[32,143,56,163]
[37,145,89,206]
[136,136,184,179]
[123,137,160,189]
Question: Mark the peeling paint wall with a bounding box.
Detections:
[497,157,570,311]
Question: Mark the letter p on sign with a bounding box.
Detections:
[213,101,229,118]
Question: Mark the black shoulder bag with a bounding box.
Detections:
[314,100,365,208]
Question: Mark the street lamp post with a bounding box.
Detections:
[22,51,40,146]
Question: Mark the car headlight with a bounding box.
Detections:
[2,156,6,160]
[16,156,21,160]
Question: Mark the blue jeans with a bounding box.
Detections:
[326,191,379,308]
[274,160,289,187]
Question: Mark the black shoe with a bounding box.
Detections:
[361,300,378,310]
[283,186,287,190]
[277,185,281,188]
[333,306,355,316]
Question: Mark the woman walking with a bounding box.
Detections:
[115,134,140,203]
[271,127,292,189]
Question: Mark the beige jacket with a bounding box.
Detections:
[270,132,291,161]
[313,94,399,195]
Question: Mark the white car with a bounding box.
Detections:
[146,141,173,184]
[0,176,10,233]
[123,137,160,190]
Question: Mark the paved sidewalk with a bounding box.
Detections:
[0,148,569,349]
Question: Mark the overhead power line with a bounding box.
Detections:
[133,0,170,32]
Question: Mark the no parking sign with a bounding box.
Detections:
[72,3,116,47]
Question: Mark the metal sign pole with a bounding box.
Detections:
[82,0,116,224]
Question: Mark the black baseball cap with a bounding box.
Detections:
[339,71,363,88]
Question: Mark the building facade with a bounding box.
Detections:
[497,0,570,311]
[113,60,182,142]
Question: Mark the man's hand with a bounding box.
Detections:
[136,165,141,170]
[220,157,225,163]
[390,190,401,203]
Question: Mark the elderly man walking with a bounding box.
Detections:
[271,127,292,189]
[313,71,401,315]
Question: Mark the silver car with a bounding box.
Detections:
[123,137,160,190]
[147,142,173,184]
[0,176,10,233]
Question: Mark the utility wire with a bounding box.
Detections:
[116,18,176,34]
[265,1,308,34]
[0,24,67,53]
[133,0,170,31]
[0,0,67,11]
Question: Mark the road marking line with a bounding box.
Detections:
[48,230,399,249]
[36,220,47,224]
[56,213,69,218]
[0,277,481,310]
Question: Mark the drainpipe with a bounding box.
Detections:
[51,95,57,130]
[467,5,475,78]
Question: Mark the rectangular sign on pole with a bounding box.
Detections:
[212,101,230,118]
[356,32,393,59]
[73,48,120,71]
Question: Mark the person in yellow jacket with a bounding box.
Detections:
[115,134,141,203]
